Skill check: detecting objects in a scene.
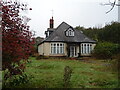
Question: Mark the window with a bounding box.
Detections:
[51,43,64,54]
[53,44,56,54]
[51,44,53,54]
[81,43,92,54]
[84,44,86,54]
[87,44,89,53]
[65,28,74,36]
[60,44,64,53]
[57,44,59,53]
[90,44,92,52]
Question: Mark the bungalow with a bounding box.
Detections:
[38,17,96,57]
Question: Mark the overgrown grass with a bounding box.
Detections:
[0,71,2,89]
[3,57,118,88]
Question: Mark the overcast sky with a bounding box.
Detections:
[22,0,118,37]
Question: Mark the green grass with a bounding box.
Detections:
[3,57,118,88]
[0,71,2,89]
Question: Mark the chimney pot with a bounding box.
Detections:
[50,17,54,28]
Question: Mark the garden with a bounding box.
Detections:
[2,57,118,88]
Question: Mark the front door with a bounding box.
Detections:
[70,46,77,57]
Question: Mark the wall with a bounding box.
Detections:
[38,42,67,57]
[38,44,43,55]
[38,42,50,56]
[92,44,96,50]
[38,42,96,57]
[76,45,80,57]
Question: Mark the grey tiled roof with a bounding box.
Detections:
[42,22,96,43]
[47,28,56,31]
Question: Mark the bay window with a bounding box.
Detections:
[81,43,92,54]
[51,43,64,54]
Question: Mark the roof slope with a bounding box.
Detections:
[42,22,96,43]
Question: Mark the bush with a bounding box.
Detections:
[63,66,72,88]
[36,55,49,60]
[93,42,119,59]
[3,73,33,88]
[31,53,39,57]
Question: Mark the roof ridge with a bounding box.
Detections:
[56,21,70,30]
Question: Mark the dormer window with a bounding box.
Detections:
[65,28,74,37]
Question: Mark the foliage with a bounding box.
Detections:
[75,26,102,42]
[33,37,44,53]
[75,22,120,44]
[83,28,102,42]
[36,55,49,60]
[75,26,85,31]
[3,73,33,88]
[35,37,44,46]
[63,66,72,88]
[99,22,120,44]
[76,22,120,59]
[93,42,120,59]
[2,0,34,79]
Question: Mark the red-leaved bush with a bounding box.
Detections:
[1,0,35,77]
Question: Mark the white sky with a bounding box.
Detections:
[22,0,118,37]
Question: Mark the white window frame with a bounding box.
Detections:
[51,43,64,54]
[66,28,74,36]
[81,43,92,54]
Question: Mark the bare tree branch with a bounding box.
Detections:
[101,0,120,13]
[106,0,116,13]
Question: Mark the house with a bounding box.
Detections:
[38,17,96,57]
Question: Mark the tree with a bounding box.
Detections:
[101,0,120,13]
[33,37,44,53]
[75,26,102,42]
[98,22,120,44]
[2,0,34,78]
[76,22,120,44]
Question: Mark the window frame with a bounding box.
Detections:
[81,43,92,54]
[51,43,64,54]
[65,28,74,37]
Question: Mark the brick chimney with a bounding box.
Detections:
[50,17,54,28]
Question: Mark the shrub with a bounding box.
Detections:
[63,66,72,88]
[93,42,119,59]
[36,55,49,60]
[31,53,39,57]
[3,73,33,88]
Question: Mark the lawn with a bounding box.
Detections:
[0,71,2,89]
[3,57,118,88]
